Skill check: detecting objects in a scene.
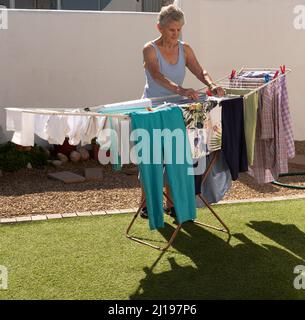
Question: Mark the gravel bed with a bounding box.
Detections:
[0,141,305,218]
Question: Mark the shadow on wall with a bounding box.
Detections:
[130,220,305,299]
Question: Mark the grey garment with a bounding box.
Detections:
[195,151,232,208]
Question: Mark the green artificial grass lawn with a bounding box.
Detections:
[1,199,305,300]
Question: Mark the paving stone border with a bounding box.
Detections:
[0,209,136,224]
[1,195,305,225]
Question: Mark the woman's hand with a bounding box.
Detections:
[210,85,225,97]
[178,87,199,100]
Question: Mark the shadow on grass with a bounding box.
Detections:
[130,220,305,300]
[247,221,305,261]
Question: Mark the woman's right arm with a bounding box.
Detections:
[143,44,198,99]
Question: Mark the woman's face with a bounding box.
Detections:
[158,20,183,43]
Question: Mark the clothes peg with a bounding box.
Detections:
[206,89,213,96]
[280,65,286,74]
[264,74,270,83]
[230,69,236,79]
[273,70,279,79]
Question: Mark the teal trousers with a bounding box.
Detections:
[130,107,196,230]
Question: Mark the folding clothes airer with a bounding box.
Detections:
[4,66,292,251]
[126,66,292,251]
[125,100,232,251]
[5,97,232,250]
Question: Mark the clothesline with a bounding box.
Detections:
[200,67,292,99]
[5,67,292,121]
[5,107,130,119]
[0,71,244,117]
[3,95,223,119]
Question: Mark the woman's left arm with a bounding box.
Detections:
[184,43,225,96]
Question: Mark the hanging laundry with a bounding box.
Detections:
[45,115,69,145]
[225,88,259,166]
[6,109,35,147]
[180,98,222,159]
[66,110,88,146]
[34,114,50,141]
[230,70,276,89]
[97,99,152,171]
[248,81,289,183]
[80,116,105,146]
[130,106,196,230]
[234,71,294,183]
[221,97,248,180]
[278,76,295,159]
[195,151,232,208]
[237,70,276,79]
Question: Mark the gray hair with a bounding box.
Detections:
[158,4,185,27]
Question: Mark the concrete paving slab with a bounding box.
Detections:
[105,210,122,215]
[91,211,107,216]
[0,218,17,224]
[47,214,63,220]
[62,213,78,218]
[48,171,86,184]
[76,212,92,217]
[32,215,47,221]
[16,216,32,222]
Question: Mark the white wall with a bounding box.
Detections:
[1,1,305,142]
[181,0,305,140]
[0,9,159,142]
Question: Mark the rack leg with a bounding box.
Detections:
[193,150,231,242]
[126,198,182,251]
[193,194,231,242]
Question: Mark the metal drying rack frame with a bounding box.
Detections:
[4,66,292,251]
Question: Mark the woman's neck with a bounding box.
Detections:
[156,37,178,49]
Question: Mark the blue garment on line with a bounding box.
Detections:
[130,107,196,230]
[194,151,232,208]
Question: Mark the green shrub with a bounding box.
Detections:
[0,142,48,172]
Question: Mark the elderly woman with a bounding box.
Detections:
[140,4,224,218]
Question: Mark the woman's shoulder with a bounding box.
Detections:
[143,41,159,60]
[181,42,194,60]
[143,40,157,50]
[181,41,192,51]
[143,41,158,61]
